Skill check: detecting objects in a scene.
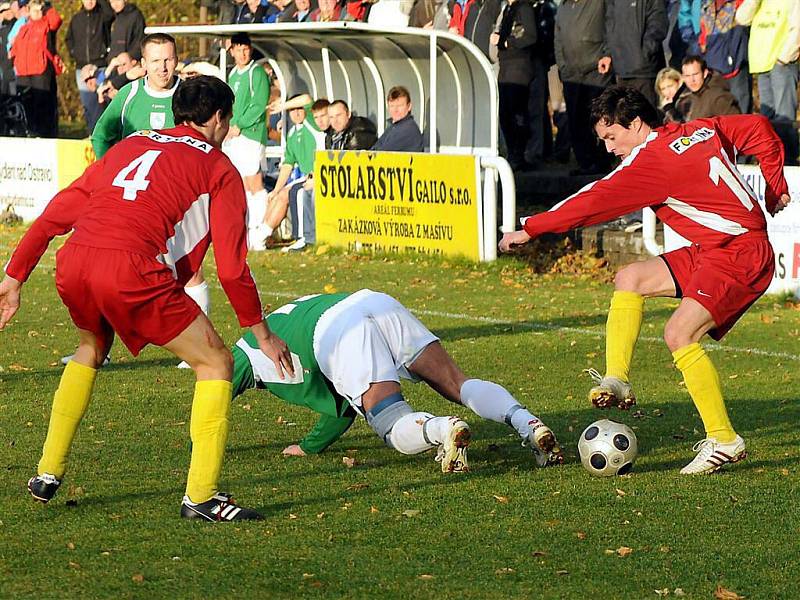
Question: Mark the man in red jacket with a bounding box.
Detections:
[0,75,294,521]
[8,0,61,136]
[500,86,791,476]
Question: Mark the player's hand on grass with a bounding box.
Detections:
[0,275,21,330]
[498,230,531,253]
[282,444,306,457]
[770,193,791,216]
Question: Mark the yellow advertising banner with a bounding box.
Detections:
[315,151,482,260]
[56,138,95,189]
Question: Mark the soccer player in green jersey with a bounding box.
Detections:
[84,33,211,364]
[91,33,180,158]
[258,93,327,251]
[231,290,564,471]
[221,32,271,251]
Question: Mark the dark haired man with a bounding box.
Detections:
[500,86,791,475]
[0,75,293,521]
[221,32,270,251]
[325,99,377,150]
[675,55,740,121]
[372,85,424,152]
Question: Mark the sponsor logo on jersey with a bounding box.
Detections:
[133,130,214,153]
[669,127,716,155]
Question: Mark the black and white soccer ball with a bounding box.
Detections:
[578,419,637,477]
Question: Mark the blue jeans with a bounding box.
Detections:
[75,69,103,132]
[758,62,799,165]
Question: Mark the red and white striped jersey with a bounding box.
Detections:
[522,115,789,248]
[5,125,263,327]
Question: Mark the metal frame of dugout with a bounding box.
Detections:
[147,22,515,261]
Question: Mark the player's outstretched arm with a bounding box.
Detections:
[499,229,532,253]
[0,275,21,330]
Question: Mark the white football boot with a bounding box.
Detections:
[61,353,111,367]
[524,419,564,467]
[680,435,747,475]
[434,417,471,473]
[585,368,637,410]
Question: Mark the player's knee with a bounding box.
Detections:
[663,320,688,352]
[365,392,418,454]
[614,264,642,292]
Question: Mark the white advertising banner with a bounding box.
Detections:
[0,137,94,222]
[663,165,800,296]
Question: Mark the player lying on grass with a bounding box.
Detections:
[500,86,791,475]
[230,289,564,470]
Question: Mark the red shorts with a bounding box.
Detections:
[55,243,201,356]
[661,232,774,340]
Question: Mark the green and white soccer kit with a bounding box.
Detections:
[91,77,180,158]
[231,290,438,453]
[283,109,327,178]
[223,60,270,177]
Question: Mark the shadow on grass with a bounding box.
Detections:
[430,307,675,344]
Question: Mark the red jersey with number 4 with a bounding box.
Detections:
[522,115,789,248]
[5,125,263,327]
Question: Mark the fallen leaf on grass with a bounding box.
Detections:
[315,244,330,256]
[495,568,515,575]
[323,284,337,294]
[342,457,357,468]
[659,546,671,553]
[317,512,325,519]
[302,573,315,579]
[616,546,633,557]
[68,561,80,569]
[760,314,772,324]
[370,506,379,514]
[575,531,586,540]
[131,574,144,583]
[654,589,669,597]
[346,483,369,491]
[674,589,686,597]
[401,509,420,518]
[780,468,790,476]
[615,488,626,497]
[605,549,615,555]
[66,542,75,550]
[418,574,435,580]
[288,513,298,520]
[531,551,547,557]
[492,495,509,504]
[555,570,569,576]
[714,585,745,599]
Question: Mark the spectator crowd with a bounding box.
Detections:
[0,0,798,243]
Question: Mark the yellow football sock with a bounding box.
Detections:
[673,343,736,443]
[38,361,97,478]
[185,380,232,504]
[605,291,644,381]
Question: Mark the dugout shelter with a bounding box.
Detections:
[146,22,515,261]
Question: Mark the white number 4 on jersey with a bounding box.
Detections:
[112,149,162,201]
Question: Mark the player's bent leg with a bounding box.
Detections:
[407,341,466,401]
[180,269,210,369]
[459,379,563,467]
[163,315,262,520]
[589,258,676,410]
[665,299,744,474]
[31,327,111,503]
[363,384,471,473]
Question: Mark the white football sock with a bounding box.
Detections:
[184,281,210,316]
[460,379,538,439]
[247,189,268,229]
[387,412,447,455]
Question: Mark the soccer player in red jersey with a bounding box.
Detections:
[0,75,294,521]
[500,86,791,475]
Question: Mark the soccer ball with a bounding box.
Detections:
[578,419,637,477]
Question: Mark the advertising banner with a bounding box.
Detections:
[663,165,800,295]
[0,137,94,221]
[315,150,482,260]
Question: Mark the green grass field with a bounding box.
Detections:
[0,225,798,599]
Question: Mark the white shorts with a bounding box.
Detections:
[313,290,439,410]
[222,135,265,177]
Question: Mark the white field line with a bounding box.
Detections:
[263,291,800,362]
